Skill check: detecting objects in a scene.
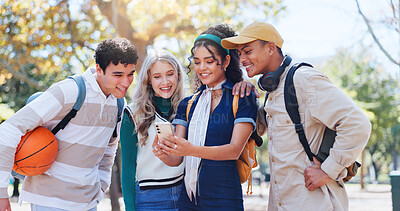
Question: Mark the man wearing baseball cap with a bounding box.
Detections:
[222,22,371,210]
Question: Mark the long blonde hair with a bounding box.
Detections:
[129,49,184,145]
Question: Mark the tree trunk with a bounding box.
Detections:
[394,149,399,170]
[110,147,122,211]
[360,149,365,189]
[371,161,379,182]
[94,0,147,69]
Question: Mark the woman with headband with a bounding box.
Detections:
[155,24,258,210]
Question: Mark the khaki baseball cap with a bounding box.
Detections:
[221,22,284,49]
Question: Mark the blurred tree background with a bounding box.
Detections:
[0,0,399,209]
[0,0,285,210]
[322,48,400,184]
[0,0,285,113]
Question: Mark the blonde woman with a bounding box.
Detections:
[120,49,185,211]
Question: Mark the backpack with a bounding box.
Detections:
[186,92,262,194]
[27,74,124,136]
[284,63,361,183]
[12,74,125,180]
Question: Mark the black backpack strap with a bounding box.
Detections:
[52,74,86,134]
[250,132,263,147]
[284,63,315,161]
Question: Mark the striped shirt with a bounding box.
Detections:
[0,68,123,210]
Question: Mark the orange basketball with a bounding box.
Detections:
[13,126,58,176]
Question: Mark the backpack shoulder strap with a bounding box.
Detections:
[186,91,201,122]
[117,98,125,121]
[68,74,86,110]
[112,98,126,138]
[232,95,239,118]
[283,63,315,161]
[52,74,86,134]
[232,94,263,146]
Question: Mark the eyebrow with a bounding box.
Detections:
[193,56,214,60]
[112,70,135,74]
[240,45,250,51]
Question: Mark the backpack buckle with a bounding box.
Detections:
[67,109,78,119]
[294,123,304,134]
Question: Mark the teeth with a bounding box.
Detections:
[161,87,171,91]
[201,73,210,76]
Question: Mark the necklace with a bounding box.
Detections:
[212,92,222,100]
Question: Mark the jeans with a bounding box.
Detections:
[31,204,97,211]
[135,182,182,211]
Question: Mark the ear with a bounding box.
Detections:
[267,42,277,56]
[223,55,231,69]
[96,64,104,75]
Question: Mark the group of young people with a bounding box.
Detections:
[0,22,371,211]
[120,24,258,211]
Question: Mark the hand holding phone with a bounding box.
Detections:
[154,122,174,141]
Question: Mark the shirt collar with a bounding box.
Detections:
[83,67,116,100]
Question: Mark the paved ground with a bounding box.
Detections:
[10,183,392,211]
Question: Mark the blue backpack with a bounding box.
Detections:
[13,74,125,180]
[26,74,124,136]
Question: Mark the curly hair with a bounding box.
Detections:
[94,38,139,73]
[188,24,243,88]
[129,49,184,145]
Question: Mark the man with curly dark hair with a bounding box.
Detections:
[0,37,138,211]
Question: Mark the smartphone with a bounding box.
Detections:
[154,122,174,141]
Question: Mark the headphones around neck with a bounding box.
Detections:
[257,55,292,92]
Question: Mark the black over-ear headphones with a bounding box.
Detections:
[257,55,292,92]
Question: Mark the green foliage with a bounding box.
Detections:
[0,0,115,111]
[322,48,400,176]
[0,103,15,122]
[95,0,286,64]
[0,0,286,113]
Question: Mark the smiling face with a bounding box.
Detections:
[149,61,178,99]
[96,62,135,99]
[237,40,272,78]
[193,46,229,87]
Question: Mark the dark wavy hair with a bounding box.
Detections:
[188,24,243,85]
[94,38,139,73]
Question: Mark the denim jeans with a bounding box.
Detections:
[31,204,97,211]
[135,182,182,211]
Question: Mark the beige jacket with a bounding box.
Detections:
[265,63,371,211]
